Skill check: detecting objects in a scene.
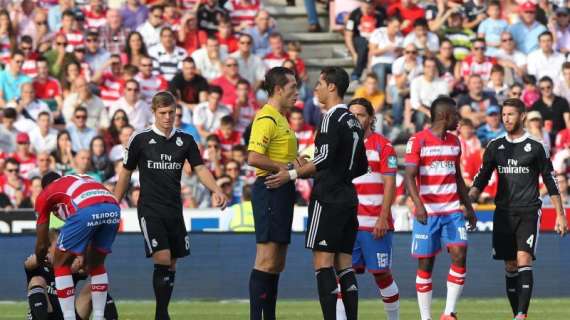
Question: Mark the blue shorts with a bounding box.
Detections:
[411,212,468,258]
[57,203,121,255]
[352,231,393,273]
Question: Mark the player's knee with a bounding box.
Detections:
[516,252,533,266]
[373,270,392,283]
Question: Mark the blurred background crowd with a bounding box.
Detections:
[0,0,569,211]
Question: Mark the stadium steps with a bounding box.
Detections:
[266,5,329,34]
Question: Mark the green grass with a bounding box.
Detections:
[1,298,569,319]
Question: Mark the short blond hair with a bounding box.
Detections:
[151,91,176,112]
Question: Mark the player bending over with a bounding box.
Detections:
[34,173,121,320]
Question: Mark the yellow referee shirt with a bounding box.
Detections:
[248,104,297,177]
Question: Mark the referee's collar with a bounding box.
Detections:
[325,103,347,115]
[505,131,529,143]
[151,125,176,139]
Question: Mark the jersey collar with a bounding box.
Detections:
[505,131,529,143]
[151,125,176,139]
[325,103,347,115]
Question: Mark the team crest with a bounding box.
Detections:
[176,136,183,147]
[524,143,531,152]
[388,155,397,169]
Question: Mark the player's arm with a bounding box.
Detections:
[403,137,427,224]
[374,146,397,239]
[35,222,49,265]
[114,134,140,202]
[247,117,288,174]
[114,168,133,202]
[469,143,496,202]
[537,144,567,236]
[455,160,477,231]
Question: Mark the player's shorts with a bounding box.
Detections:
[138,213,190,258]
[58,203,121,254]
[305,199,358,254]
[411,212,468,258]
[352,230,393,273]
[251,177,295,244]
[492,207,541,261]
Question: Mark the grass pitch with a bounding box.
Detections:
[1,298,569,319]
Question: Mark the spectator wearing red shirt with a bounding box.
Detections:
[10,133,37,178]
[460,38,497,82]
[211,57,244,108]
[458,118,482,185]
[215,115,242,159]
[387,0,425,35]
[58,9,84,53]
[287,41,307,80]
[555,128,570,151]
[289,107,314,154]
[0,158,30,208]
[83,0,108,30]
[216,18,239,53]
[178,13,207,55]
[163,1,182,31]
[92,54,124,109]
[19,36,39,78]
[224,0,261,32]
[233,79,258,134]
[263,33,289,71]
[33,57,63,113]
[135,55,169,104]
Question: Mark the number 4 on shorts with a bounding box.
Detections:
[526,234,534,248]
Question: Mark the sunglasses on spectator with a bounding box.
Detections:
[86,38,98,43]
[239,41,252,45]
[21,46,32,51]
[126,87,140,92]
[36,20,47,25]
[153,14,163,19]
[226,63,238,67]
[13,59,24,64]
[473,46,486,51]
[75,114,87,119]
[511,91,522,96]
[6,168,19,173]
[502,38,514,42]
[56,41,68,46]
[141,64,152,67]
[207,144,219,149]
[405,50,417,54]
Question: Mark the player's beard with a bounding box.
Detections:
[506,118,524,134]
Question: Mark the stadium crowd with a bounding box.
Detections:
[0,0,570,211]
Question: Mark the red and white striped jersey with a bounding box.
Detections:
[225,0,261,28]
[83,7,108,30]
[179,0,200,11]
[235,102,256,134]
[21,54,39,78]
[36,175,118,225]
[460,55,497,82]
[33,77,62,99]
[135,73,168,104]
[294,124,314,153]
[59,30,85,52]
[404,129,462,215]
[99,72,123,108]
[353,133,398,231]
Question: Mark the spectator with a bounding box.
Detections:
[387,43,422,126]
[408,57,449,129]
[0,108,18,153]
[387,0,423,35]
[224,0,261,33]
[169,57,209,121]
[33,57,63,115]
[211,57,245,108]
[458,118,482,185]
[66,149,103,181]
[463,0,488,31]
[555,125,570,151]
[99,9,129,55]
[368,16,403,91]
[162,1,182,31]
[215,115,241,159]
[521,74,540,108]
[353,73,385,112]
[460,38,497,82]
[108,125,134,164]
[19,36,39,78]
[136,4,164,48]
[85,30,111,73]
[289,107,314,154]
[29,111,57,153]
[508,82,523,100]
[233,79,257,134]
[18,176,42,208]
[93,54,126,109]
[403,18,439,57]
[477,1,509,57]
[10,0,39,39]
[26,152,52,179]
[423,0,459,32]
[11,133,36,177]
[526,110,551,148]
[487,65,509,105]
[148,27,188,81]
[0,158,29,208]
[215,18,239,54]
[197,0,227,34]
[135,55,168,104]
[67,106,97,152]
[32,11,52,54]
[344,0,385,83]
[0,50,31,107]
[193,86,232,140]
[231,33,266,89]
[476,105,506,145]
[42,34,74,79]
[0,9,17,64]
[59,61,83,98]
[110,79,152,131]
[527,31,566,82]
[57,9,84,52]
[224,160,245,205]
[120,0,148,31]
[531,76,570,142]
[216,175,235,205]
[302,88,324,129]
[191,35,227,81]
[83,0,107,30]
[8,82,50,124]
[551,7,570,54]
[123,31,149,68]
[178,12,206,55]
[436,39,461,92]
[555,62,570,103]
[508,1,547,54]
[286,41,307,80]
[174,104,201,144]
[50,129,75,172]
[441,10,475,61]
[202,134,224,177]
[63,77,106,129]
[496,31,527,82]
[458,74,499,127]
[263,33,289,69]
[244,10,273,57]
[48,0,74,32]
[102,109,128,150]
[553,144,570,180]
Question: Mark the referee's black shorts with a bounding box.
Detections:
[138,210,190,259]
[305,199,358,254]
[492,207,541,261]
[251,177,296,244]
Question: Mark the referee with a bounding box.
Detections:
[246,67,299,320]
[469,98,567,319]
[114,91,228,320]
[266,67,368,320]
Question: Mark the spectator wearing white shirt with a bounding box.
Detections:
[527,31,567,82]
[408,57,449,130]
[551,7,570,55]
[136,5,164,48]
[369,16,403,91]
[403,18,440,58]
[148,27,188,81]
[555,62,570,102]
[7,82,50,122]
[193,85,232,140]
[191,36,227,81]
[135,55,169,104]
[496,31,527,81]
[230,33,266,89]
[109,80,153,131]
[29,111,58,153]
[387,43,423,126]
[62,77,106,130]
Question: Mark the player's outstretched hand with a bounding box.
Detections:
[265,169,290,189]
[465,208,478,231]
[373,215,390,239]
[415,205,428,225]
[555,214,568,237]
[212,192,229,210]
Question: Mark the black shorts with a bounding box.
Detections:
[492,208,541,261]
[305,199,358,254]
[251,177,295,244]
[138,213,190,258]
